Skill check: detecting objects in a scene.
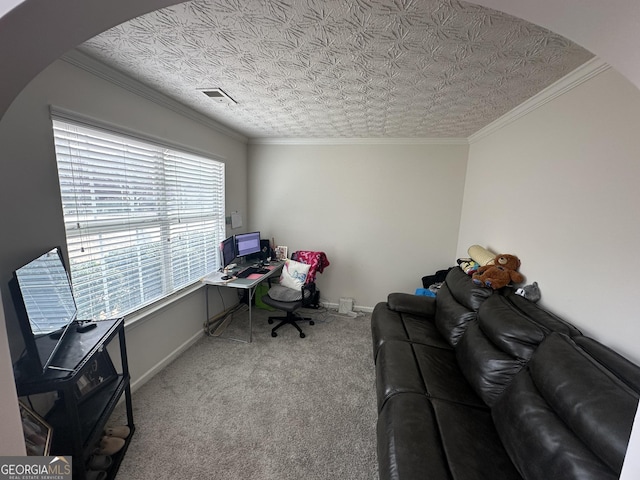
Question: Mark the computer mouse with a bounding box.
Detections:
[221,275,232,280]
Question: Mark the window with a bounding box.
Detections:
[51,116,225,320]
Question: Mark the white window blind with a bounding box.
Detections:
[51,118,225,320]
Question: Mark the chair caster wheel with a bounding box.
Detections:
[268,319,274,324]
[310,320,315,325]
[300,333,306,338]
[271,331,277,337]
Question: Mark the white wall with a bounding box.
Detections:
[0,57,246,453]
[471,0,640,95]
[458,66,640,364]
[248,142,469,308]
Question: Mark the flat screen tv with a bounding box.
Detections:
[235,231,261,259]
[9,247,78,375]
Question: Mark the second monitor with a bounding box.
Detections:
[220,236,236,269]
[235,231,261,259]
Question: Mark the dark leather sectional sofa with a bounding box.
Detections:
[371,267,640,480]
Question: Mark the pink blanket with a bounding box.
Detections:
[293,251,330,283]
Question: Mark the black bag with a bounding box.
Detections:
[421,267,453,289]
[307,289,320,309]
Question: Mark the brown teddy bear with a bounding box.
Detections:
[472,254,524,290]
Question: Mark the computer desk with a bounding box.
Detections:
[201,261,284,343]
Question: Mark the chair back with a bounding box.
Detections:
[291,251,330,284]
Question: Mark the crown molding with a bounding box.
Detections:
[468,57,610,143]
[61,49,248,143]
[248,137,468,146]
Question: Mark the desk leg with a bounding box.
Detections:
[205,284,209,325]
[207,284,254,344]
[204,263,282,343]
[248,288,253,343]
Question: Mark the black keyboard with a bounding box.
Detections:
[236,266,259,278]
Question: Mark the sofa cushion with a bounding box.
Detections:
[573,335,640,392]
[375,341,428,411]
[372,267,492,358]
[430,399,522,480]
[475,295,547,359]
[501,290,581,337]
[412,344,485,408]
[435,268,493,347]
[377,393,522,480]
[375,340,485,411]
[435,283,478,347]
[492,333,639,480]
[446,267,494,311]
[371,302,407,359]
[455,321,526,407]
[371,301,449,363]
[377,394,451,480]
[387,292,436,316]
[456,295,584,407]
[494,371,618,480]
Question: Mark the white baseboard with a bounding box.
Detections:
[128,329,204,394]
[321,302,374,314]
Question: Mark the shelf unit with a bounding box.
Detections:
[15,318,134,480]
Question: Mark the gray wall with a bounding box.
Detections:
[458,66,640,365]
[248,142,469,308]
[0,57,247,427]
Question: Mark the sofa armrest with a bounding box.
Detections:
[387,292,436,317]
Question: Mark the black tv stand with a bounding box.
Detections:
[48,329,64,340]
[15,318,134,480]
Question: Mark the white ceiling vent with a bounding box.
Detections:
[199,88,237,105]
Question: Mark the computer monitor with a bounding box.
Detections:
[220,236,236,268]
[235,231,261,258]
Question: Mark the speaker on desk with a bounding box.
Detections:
[260,239,273,261]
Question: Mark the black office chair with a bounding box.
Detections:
[261,251,328,338]
[261,282,318,338]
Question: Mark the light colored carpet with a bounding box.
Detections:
[112,307,378,480]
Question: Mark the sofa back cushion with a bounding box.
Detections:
[502,290,582,336]
[492,333,640,480]
[573,335,640,392]
[434,267,492,346]
[445,266,493,311]
[456,294,581,406]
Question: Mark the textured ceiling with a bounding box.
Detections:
[78,0,593,139]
